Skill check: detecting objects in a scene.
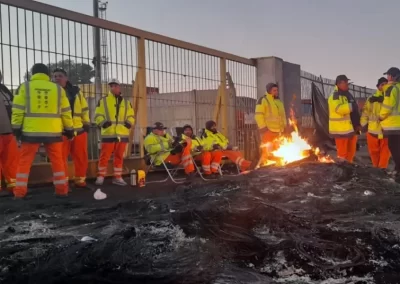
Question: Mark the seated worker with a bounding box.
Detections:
[201,120,251,172]
[144,122,196,180]
[182,124,222,178]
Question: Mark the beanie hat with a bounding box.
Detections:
[205,120,216,130]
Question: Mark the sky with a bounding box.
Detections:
[34,0,400,89]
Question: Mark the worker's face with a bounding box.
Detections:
[387,74,393,82]
[53,71,68,87]
[270,87,279,97]
[153,129,165,136]
[210,124,217,133]
[110,83,121,95]
[337,80,349,91]
[183,128,192,137]
[378,82,387,92]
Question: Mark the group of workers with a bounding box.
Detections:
[327,67,400,182]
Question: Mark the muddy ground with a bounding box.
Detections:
[1,160,400,284]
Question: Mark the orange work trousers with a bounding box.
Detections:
[164,142,195,174]
[260,131,281,164]
[223,150,251,172]
[98,142,127,178]
[335,136,358,163]
[0,134,19,191]
[62,133,88,186]
[14,142,67,198]
[195,151,223,174]
[366,133,391,169]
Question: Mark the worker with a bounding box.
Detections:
[12,63,74,199]
[0,70,19,195]
[380,67,400,182]
[94,79,135,186]
[182,124,221,178]
[328,75,361,163]
[255,83,289,166]
[360,77,391,169]
[144,122,196,180]
[53,68,90,188]
[201,120,251,172]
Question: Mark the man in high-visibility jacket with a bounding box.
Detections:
[201,120,251,172]
[360,77,391,169]
[328,75,361,163]
[53,68,90,188]
[12,63,74,199]
[144,122,196,179]
[94,79,135,186]
[182,124,221,178]
[255,83,288,165]
[380,67,400,182]
[0,70,19,195]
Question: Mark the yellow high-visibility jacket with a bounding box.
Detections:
[94,92,135,142]
[380,81,400,134]
[254,92,287,133]
[144,132,174,165]
[64,83,90,134]
[182,134,203,156]
[12,73,73,143]
[360,91,384,138]
[328,87,355,137]
[201,129,229,151]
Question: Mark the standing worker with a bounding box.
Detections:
[380,67,400,182]
[328,75,361,163]
[12,63,74,199]
[53,68,90,188]
[255,83,289,166]
[0,70,19,194]
[94,79,135,186]
[360,77,391,169]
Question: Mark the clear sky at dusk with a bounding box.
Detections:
[37,0,400,88]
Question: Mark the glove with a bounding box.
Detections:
[64,129,75,140]
[171,143,183,154]
[213,144,221,150]
[124,122,131,129]
[13,129,22,140]
[354,125,362,134]
[102,121,112,129]
[196,145,204,151]
[226,145,233,150]
[83,124,90,133]
[369,96,384,103]
[181,141,188,148]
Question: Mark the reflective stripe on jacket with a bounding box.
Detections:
[380,82,400,134]
[360,91,384,138]
[254,92,287,133]
[201,129,229,151]
[328,87,355,137]
[94,92,135,142]
[144,132,173,165]
[12,73,73,143]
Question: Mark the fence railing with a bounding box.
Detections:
[0,0,258,163]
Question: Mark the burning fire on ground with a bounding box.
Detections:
[261,118,333,166]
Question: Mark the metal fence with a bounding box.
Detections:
[0,0,258,163]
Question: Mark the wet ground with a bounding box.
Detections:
[1,160,400,284]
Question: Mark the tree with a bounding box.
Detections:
[24,59,95,84]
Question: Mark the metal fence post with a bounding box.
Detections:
[220,58,228,137]
[137,37,147,158]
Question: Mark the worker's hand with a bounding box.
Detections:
[226,145,233,151]
[124,122,131,129]
[259,127,268,136]
[102,121,112,129]
[196,145,204,152]
[83,124,90,133]
[173,143,183,153]
[13,129,22,140]
[212,144,221,150]
[64,129,75,140]
[354,125,362,134]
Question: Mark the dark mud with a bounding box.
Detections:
[1,162,400,284]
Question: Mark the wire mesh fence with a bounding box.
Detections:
[0,0,258,164]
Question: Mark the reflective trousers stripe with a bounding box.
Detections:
[211,162,220,170]
[235,157,244,166]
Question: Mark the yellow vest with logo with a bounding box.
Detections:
[144,132,174,165]
[201,129,229,151]
[94,92,135,142]
[328,87,355,137]
[254,93,287,133]
[360,91,384,138]
[380,82,400,134]
[12,73,73,143]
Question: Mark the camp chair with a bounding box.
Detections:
[143,127,187,184]
[198,128,241,176]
